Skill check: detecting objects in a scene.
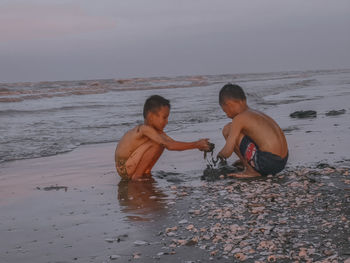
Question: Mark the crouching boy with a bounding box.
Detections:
[217,84,288,178]
[115,95,210,180]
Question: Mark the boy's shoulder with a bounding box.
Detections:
[134,124,165,135]
[126,124,145,137]
[235,109,258,121]
[136,124,154,132]
[234,109,268,127]
[240,108,264,118]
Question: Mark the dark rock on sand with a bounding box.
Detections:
[36,185,68,191]
[325,109,346,116]
[283,126,300,133]
[109,255,121,260]
[290,110,317,119]
[202,164,240,181]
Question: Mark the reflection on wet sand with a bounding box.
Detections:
[117,178,168,221]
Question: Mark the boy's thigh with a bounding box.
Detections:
[125,141,156,175]
[239,135,258,166]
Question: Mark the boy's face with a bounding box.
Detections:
[147,106,170,131]
[220,99,241,118]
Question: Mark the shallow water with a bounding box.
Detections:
[117,178,171,222]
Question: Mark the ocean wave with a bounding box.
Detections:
[0,70,343,103]
[0,104,111,116]
[0,76,212,103]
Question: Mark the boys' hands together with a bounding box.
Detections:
[196,138,211,151]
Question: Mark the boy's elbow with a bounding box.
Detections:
[164,141,180,151]
[164,143,174,150]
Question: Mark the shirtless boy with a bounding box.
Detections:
[115,95,210,180]
[217,84,288,178]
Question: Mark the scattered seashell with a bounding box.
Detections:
[177,239,187,246]
[186,224,195,230]
[223,244,233,252]
[234,252,247,261]
[134,240,147,246]
[166,226,178,233]
[133,252,141,259]
[166,232,176,237]
[157,166,347,262]
[299,247,308,258]
[267,255,276,262]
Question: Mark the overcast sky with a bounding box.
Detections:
[0,0,349,83]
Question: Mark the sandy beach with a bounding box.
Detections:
[1,70,350,262]
[1,143,350,262]
[1,131,350,262]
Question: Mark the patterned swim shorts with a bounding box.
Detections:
[116,158,129,179]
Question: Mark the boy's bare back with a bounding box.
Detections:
[232,109,288,158]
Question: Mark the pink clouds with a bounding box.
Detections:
[0,3,117,41]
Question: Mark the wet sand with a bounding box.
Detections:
[0,144,128,262]
[0,142,211,263]
[1,141,350,262]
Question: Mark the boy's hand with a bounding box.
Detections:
[216,152,227,164]
[196,138,210,151]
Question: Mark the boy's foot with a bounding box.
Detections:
[227,166,261,178]
[227,173,261,178]
[136,177,152,181]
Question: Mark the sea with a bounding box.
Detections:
[1,69,350,165]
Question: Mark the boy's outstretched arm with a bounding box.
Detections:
[140,125,210,151]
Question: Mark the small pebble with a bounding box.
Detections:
[110,255,121,260]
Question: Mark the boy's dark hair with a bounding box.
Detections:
[143,95,171,118]
[219,83,246,105]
